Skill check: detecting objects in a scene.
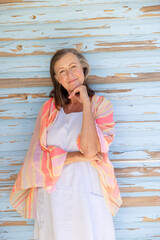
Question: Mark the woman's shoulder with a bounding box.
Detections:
[44,97,55,105]
[42,97,56,108]
[39,97,56,114]
[91,94,114,117]
[92,94,112,107]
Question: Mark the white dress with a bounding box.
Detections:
[33,108,115,240]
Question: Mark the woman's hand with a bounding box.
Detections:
[87,152,104,164]
[65,152,104,165]
[68,85,90,105]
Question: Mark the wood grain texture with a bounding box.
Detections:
[0,0,160,239]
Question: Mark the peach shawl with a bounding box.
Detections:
[10,94,122,218]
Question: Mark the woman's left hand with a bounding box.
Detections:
[68,85,90,105]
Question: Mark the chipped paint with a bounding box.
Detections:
[143,217,160,222]
[0,93,48,101]
[144,112,157,114]
[140,5,160,13]
[0,221,28,226]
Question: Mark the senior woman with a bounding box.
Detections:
[10,48,122,240]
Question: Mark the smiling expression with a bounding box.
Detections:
[54,53,85,93]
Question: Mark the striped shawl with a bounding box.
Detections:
[10,94,122,218]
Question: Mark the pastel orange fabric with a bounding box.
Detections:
[10,95,122,218]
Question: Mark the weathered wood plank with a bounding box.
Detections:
[1,98,160,121]
[1,72,160,88]
[0,102,43,119]
[1,148,160,170]
[110,150,160,162]
[0,87,50,104]
[0,129,160,152]
[1,33,160,57]
[1,150,160,168]
[1,81,160,103]
[1,0,159,6]
[0,225,34,240]
[1,120,160,137]
[0,119,35,135]
[1,48,160,71]
[0,1,160,27]
[1,17,160,41]
[0,81,160,101]
[1,150,160,169]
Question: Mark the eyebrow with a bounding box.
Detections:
[58,68,65,71]
[69,62,77,66]
[57,62,77,72]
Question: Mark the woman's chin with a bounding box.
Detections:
[71,83,83,91]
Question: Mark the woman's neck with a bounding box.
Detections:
[63,98,83,114]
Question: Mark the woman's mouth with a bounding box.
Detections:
[68,79,77,84]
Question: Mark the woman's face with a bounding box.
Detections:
[54,53,85,93]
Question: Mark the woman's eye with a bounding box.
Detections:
[59,70,65,74]
[71,65,76,69]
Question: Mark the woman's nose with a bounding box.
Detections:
[67,68,73,77]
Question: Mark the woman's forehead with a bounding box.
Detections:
[54,53,81,69]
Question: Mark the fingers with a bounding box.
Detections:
[94,152,104,163]
[68,85,88,101]
[86,152,104,163]
[68,88,80,99]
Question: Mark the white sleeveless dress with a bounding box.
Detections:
[33,108,115,240]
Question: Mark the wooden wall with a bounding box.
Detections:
[0,0,160,239]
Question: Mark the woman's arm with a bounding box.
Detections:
[80,99,101,157]
[64,151,103,166]
[69,86,101,158]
